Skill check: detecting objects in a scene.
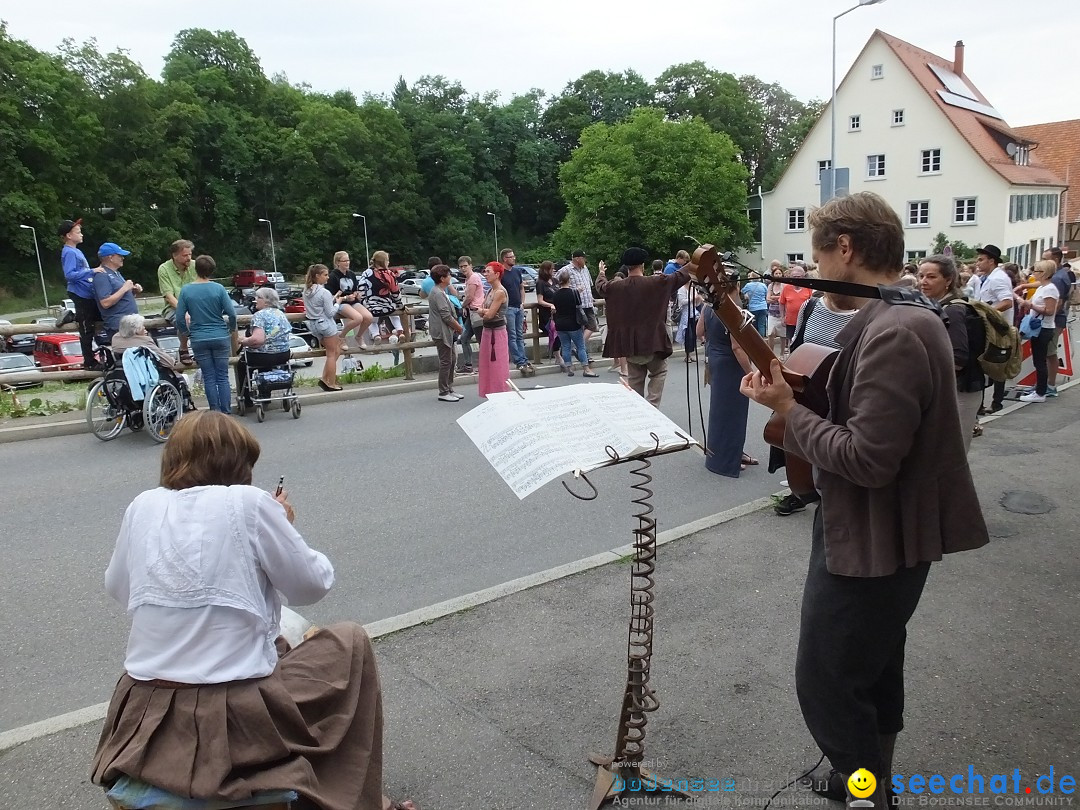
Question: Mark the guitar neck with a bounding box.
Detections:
[709,294,806,391]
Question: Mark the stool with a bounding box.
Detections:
[106,776,297,810]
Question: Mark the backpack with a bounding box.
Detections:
[371,268,399,297]
[952,299,1021,383]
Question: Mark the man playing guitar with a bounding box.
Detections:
[739,192,989,809]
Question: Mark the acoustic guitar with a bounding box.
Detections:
[685,246,837,494]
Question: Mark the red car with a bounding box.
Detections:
[233,269,269,289]
[33,334,84,369]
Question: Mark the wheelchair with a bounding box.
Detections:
[235,348,301,422]
[85,346,192,443]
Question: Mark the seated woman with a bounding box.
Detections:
[236,287,293,405]
[303,263,367,392]
[92,411,417,810]
[109,313,178,369]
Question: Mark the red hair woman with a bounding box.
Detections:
[476,261,510,398]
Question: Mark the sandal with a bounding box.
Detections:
[741,453,759,466]
[179,351,195,366]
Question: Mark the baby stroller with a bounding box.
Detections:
[236,348,301,422]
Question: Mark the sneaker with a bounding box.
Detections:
[438,393,458,402]
[449,392,464,401]
[567,370,575,377]
[774,494,808,516]
[1019,391,1046,403]
[1046,386,1058,397]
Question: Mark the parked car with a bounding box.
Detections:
[233,269,269,289]
[32,316,58,330]
[289,334,314,368]
[0,352,44,389]
[33,333,84,369]
[399,277,425,297]
[155,335,182,364]
[514,265,537,292]
[0,319,36,354]
[292,322,320,349]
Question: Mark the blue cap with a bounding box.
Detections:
[98,242,130,257]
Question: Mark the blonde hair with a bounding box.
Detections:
[1033,259,1057,281]
[305,263,328,290]
[370,250,389,269]
[332,250,349,265]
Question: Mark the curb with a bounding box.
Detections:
[0,356,606,445]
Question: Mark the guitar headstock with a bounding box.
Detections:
[686,245,740,304]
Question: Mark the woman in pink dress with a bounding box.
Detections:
[476,261,510,398]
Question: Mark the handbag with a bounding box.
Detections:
[574,290,589,328]
[469,308,484,329]
[1019,311,1042,340]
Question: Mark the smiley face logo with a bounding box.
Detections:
[848,769,877,799]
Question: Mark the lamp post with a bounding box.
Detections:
[19,224,49,310]
[352,213,370,267]
[258,218,278,275]
[487,211,499,260]
[829,0,887,200]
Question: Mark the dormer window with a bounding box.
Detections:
[1013,145,1030,166]
[872,64,884,79]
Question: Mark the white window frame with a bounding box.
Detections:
[906,250,928,261]
[871,64,884,80]
[816,159,832,184]
[892,109,905,126]
[849,115,861,132]
[907,200,930,228]
[786,253,804,264]
[867,154,886,179]
[953,197,977,225]
[920,148,942,174]
[786,208,806,232]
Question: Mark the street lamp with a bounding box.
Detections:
[258,218,278,275]
[829,0,887,200]
[486,212,499,260]
[352,213,370,267]
[18,224,49,310]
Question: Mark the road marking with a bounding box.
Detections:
[0,494,776,751]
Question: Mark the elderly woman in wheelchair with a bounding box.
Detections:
[85,313,193,442]
[236,287,301,421]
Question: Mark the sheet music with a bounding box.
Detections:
[458,384,697,499]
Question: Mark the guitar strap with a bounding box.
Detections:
[758,275,949,324]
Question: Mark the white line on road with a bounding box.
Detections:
[0,494,774,752]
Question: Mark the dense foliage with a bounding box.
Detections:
[0,24,821,294]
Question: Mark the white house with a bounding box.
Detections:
[751,31,1067,270]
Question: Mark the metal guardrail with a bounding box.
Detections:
[0,301,573,386]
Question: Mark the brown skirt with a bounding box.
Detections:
[91,622,384,810]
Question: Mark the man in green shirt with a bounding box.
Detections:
[158,239,197,363]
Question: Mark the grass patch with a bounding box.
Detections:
[294,363,406,387]
[0,390,79,418]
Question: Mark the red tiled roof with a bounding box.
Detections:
[875,31,1067,188]
[1015,119,1080,224]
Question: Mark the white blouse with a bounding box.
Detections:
[105,485,335,684]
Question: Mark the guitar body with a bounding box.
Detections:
[685,246,840,495]
[762,343,839,494]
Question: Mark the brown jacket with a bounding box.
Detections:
[784,298,989,576]
[596,267,690,359]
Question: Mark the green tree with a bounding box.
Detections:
[554,108,752,264]
[738,76,824,190]
[541,69,652,162]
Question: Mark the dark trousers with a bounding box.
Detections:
[71,292,100,365]
[436,341,455,394]
[1030,331,1053,395]
[796,507,930,776]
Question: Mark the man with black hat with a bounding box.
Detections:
[58,219,102,370]
[595,247,690,406]
[974,244,1012,412]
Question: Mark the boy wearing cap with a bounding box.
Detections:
[595,247,690,406]
[93,243,143,341]
[59,219,102,370]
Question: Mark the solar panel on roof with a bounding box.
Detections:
[936,90,1004,120]
[928,63,979,101]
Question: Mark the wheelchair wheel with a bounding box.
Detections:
[291,398,301,419]
[86,378,128,441]
[236,396,246,416]
[255,402,265,423]
[143,379,183,443]
[282,396,290,411]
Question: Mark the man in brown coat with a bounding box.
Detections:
[595,247,689,406]
[741,193,989,809]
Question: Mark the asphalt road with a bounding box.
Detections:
[0,361,785,733]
